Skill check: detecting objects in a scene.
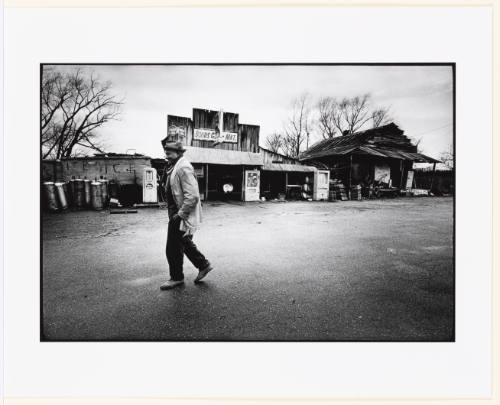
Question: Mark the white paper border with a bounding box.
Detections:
[3,6,492,398]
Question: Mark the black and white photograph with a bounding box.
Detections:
[40,63,455,342]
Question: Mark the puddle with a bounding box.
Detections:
[123,276,162,286]
[421,246,448,252]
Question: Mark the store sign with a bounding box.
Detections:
[193,128,237,143]
[168,124,186,137]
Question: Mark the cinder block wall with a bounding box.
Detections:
[42,157,152,186]
[42,160,63,182]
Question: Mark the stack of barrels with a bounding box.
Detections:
[43,176,110,212]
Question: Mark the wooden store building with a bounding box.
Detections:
[152,108,329,202]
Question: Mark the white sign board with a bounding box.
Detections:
[193,128,238,143]
[374,164,391,184]
[405,170,414,190]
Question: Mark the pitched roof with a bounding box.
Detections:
[299,123,440,163]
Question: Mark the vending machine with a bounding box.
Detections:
[142,167,158,203]
[313,169,330,201]
[243,170,260,201]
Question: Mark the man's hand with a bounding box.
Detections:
[171,213,182,223]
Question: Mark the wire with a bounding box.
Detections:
[410,123,453,137]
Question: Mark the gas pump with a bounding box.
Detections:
[243,170,260,201]
[142,167,158,203]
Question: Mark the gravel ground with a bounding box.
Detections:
[41,197,454,341]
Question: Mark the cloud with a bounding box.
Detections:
[45,64,453,159]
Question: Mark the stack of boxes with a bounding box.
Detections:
[329,179,348,201]
[350,185,362,201]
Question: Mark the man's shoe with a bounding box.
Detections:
[194,265,213,283]
[160,280,184,290]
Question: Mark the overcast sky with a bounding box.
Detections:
[47,64,453,160]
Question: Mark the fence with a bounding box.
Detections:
[414,169,454,195]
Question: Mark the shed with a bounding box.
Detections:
[259,147,318,200]
[299,123,440,190]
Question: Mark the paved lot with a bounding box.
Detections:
[42,197,454,341]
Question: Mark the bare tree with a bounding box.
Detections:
[413,137,423,152]
[265,132,284,154]
[340,94,372,134]
[282,93,312,158]
[316,96,340,139]
[440,145,454,169]
[371,107,392,128]
[41,68,123,159]
[315,93,392,137]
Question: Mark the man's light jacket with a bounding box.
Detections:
[169,156,202,235]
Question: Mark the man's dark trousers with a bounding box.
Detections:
[166,216,210,281]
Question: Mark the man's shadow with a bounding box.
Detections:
[193,280,213,291]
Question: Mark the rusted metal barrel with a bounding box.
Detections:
[74,179,85,209]
[91,181,104,210]
[84,179,91,207]
[68,178,76,207]
[54,182,68,210]
[43,182,58,212]
[62,182,72,207]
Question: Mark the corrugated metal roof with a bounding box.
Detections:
[259,147,301,163]
[183,146,263,166]
[356,146,441,163]
[301,123,399,159]
[300,123,440,163]
[262,163,317,172]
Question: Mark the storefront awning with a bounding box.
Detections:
[183,146,264,166]
[262,163,317,172]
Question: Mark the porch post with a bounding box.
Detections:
[241,165,245,201]
[348,155,353,199]
[205,164,209,201]
[285,172,289,198]
[399,159,403,189]
[429,162,437,193]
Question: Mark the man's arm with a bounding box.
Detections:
[177,166,200,220]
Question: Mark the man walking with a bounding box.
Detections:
[160,136,213,290]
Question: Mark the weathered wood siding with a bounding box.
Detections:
[238,124,260,153]
[192,108,241,151]
[167,109,260,153]
[167,115,193,146]
[261,148,299,165]
[192,108,220,149]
